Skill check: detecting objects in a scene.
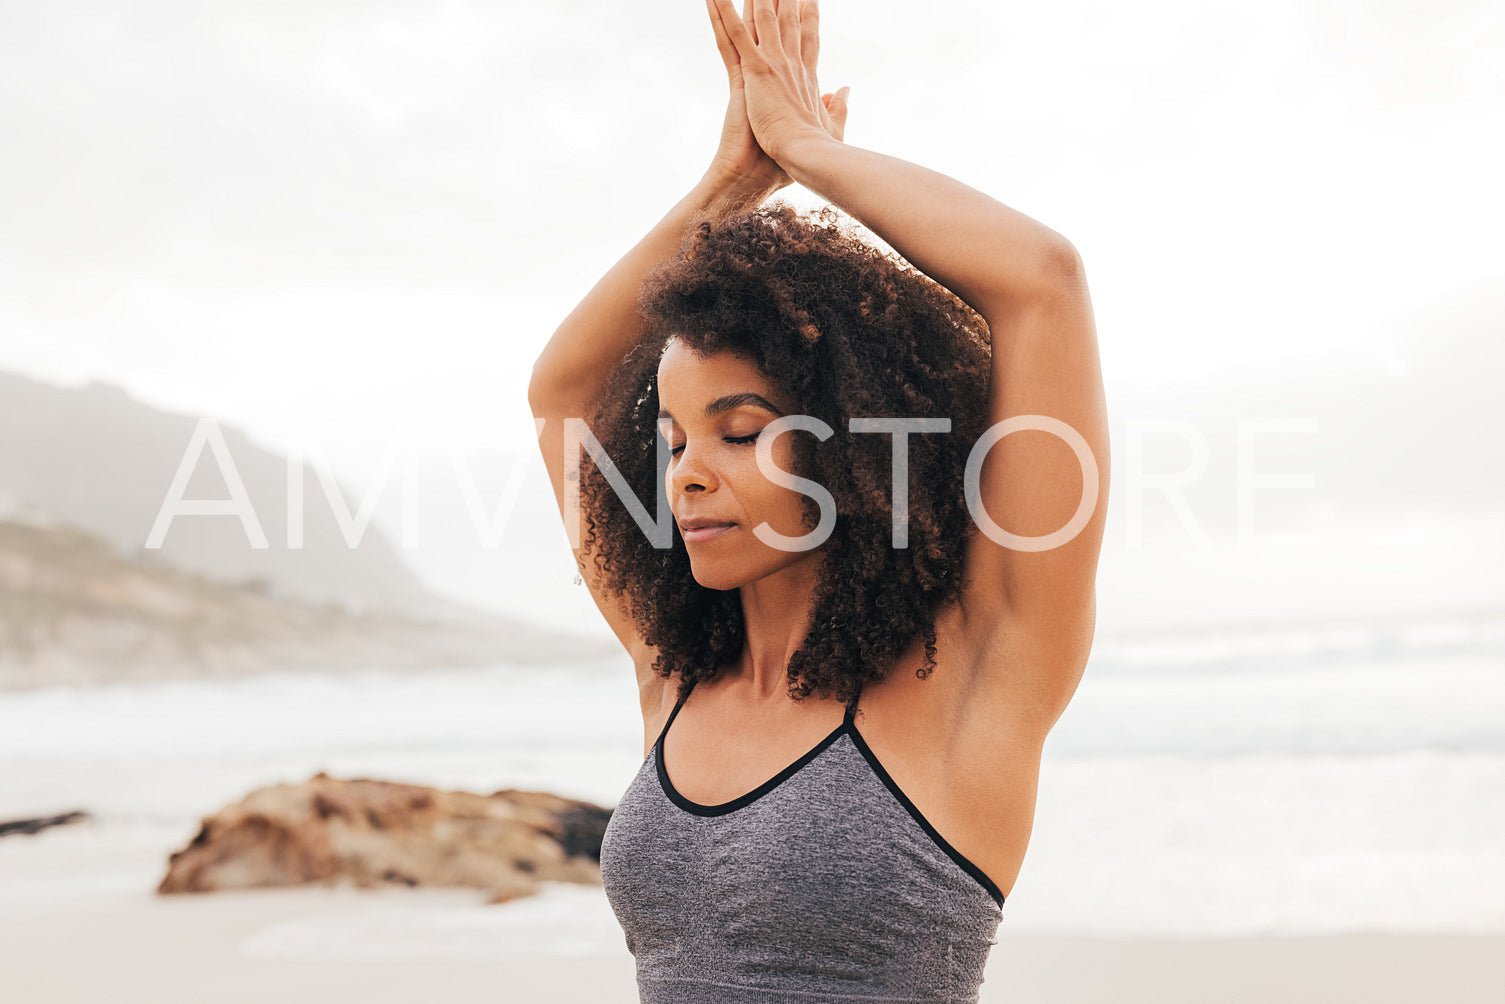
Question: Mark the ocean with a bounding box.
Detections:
[2,608,1502,950]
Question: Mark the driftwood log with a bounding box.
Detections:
[158,772,612,903]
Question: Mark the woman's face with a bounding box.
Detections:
[656,338,822,591]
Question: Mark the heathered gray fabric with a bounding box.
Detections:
[600,681,1005,1003]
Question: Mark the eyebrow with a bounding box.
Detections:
[657,392,785,422]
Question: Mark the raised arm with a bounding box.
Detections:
[529,0,848,706]
[710,0,1109,729]
[528,178,762,679]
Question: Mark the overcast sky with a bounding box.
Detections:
[3,0,1502,632]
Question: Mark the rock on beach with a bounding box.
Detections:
[158,772,612,903]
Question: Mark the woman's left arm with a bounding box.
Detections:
[784,131,1110,698]
[799,134,1109,727]
[711,0,1109,727]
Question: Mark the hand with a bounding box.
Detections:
[704,0,848,193]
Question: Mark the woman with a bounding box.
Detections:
[529,0,1109,999]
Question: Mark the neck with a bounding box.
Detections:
[732,556,823,703]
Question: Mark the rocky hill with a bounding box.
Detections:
[0,515,608,690]
[0,370,457,619]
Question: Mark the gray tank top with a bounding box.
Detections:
[599,679,1005,1002]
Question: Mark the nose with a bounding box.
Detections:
[669,439,719,495]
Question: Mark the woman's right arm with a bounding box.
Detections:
[529,0,847,691]
[527,175,772,674]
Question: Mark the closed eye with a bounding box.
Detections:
[666,432,761,457]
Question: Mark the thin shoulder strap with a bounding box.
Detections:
[843,682,863,725]
[654,677,697,750]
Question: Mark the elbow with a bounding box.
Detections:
[1044,237,1084,277]
[527,358,563,418]
[528,356,594,420]
[528,344,571,410]
[979,238,1086,316]
[526,362,549,417]
[1028,238,1086,296]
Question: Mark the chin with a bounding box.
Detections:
[688,560,748,592]
[685,546,772,592]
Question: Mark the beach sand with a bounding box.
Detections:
[2,881,1500,1003]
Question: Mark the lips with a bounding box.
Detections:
[678,516,737,543]
[678,517,735,530]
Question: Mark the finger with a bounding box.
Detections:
[710,0,757,59]
[779,0,802,67]
[743,0,757,45]
[827,86,849,139]
[777,0,810,105]
[705,0,741,76]
[800,0,821,79]
[752,0,779,49]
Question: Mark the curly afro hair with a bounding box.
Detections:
[578,200,993,705]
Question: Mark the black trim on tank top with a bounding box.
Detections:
[655,679,850,818]
[842,723,1006,908]
[653,678,1006,909]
